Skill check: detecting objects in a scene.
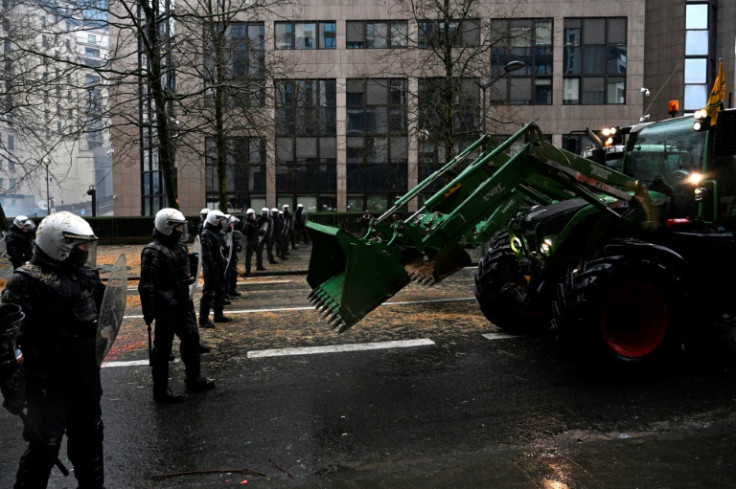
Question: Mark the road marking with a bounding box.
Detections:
[101,339,436,367]
[102,359,149,368]
[121,297,477,320]
[125,279,293,292]
[482,332,518,341]
[247,339,436,359]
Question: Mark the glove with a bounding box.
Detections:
[1,368,26,415]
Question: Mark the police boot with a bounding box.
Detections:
[186,377,216,392]
[154,388,184,404]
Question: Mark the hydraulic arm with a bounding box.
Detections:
[306,123,657,333]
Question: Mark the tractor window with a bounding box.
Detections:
[623,116,705,191]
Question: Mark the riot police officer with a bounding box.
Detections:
[199,210,231,327]
[257,207,277,264]
[196,208,209,237]
[138,208,215,404]
[0,211,106,488]
[224,214,242,297]
[5,215,35,269]
[294,203,309,244]
[242,208,262,276]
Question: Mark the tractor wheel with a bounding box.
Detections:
[553,253,686,371]
[473,231,544,334]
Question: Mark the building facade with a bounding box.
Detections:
[0,0,112,219]
[111,0,734,218]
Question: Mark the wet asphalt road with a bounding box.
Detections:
[1,245,736,488]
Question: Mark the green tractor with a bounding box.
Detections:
[306,108,736,370]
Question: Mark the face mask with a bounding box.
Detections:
[67,247,89,268]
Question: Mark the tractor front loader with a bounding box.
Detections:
[306,123,658,334]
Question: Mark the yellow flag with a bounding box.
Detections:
[705,60,726,124]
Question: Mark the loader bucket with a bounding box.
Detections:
[403,243,472,285]
[306,222,411,333]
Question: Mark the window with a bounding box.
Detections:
[275,79,337,199]
[346,78,408,202]
[417,19,480,49]
[417,78,480,195]
[275,21,336,50]
[205,138,266,206]
[346,21,408,49]
[85,48,100,58]
[563,17,627,105]
[490,19,553,105]
[7,134,13,150]
[684,2,714,111]
[88,34,96,44]
[203,22,266,107]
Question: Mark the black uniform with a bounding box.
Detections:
[139,232,209,400]
[242,216,262,274]
[294,206,309,243]
[257,212,277,263]
[5,226,34,269]
[199,222,228,325]
[224,227,242,296]
[283,207,297,250]
[2,248,106,488]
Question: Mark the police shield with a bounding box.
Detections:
[189,235,202,300]
[95,254,127,365]
[234,230,246,274]
[225,231,234,278]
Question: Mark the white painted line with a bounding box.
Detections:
[102,359,149,368]
[125,279,293,292]
[482,332,518,341]
[121,297,477,321]
[247,338,436,359]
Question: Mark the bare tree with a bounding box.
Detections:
[0,0,107,217]
[172,0,289,212]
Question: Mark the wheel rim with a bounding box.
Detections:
[600,282,669,358]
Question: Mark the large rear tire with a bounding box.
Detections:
[474,231,544,334]
[553,253,687,371]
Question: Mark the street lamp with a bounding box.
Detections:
[42,157,51,216]
[479,60,526,134]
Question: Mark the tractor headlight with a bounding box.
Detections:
[540,238,553,256]
[694,186,706,202]
[688,172,704,185]
[511,236,523,253]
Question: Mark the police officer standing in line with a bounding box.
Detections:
[224,214,242,298]
[199,210,231,327]
[0,211,107,488]
[271,208,288,261]
[258,207,277,265]
[5,216,35,269]
[294,203,310,244]
[196,208,209,237]
[139,209,215,404]
[282,204,297,251]
[241,208,262,276]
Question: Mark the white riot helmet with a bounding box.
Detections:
[12,215,29,230]
[245,208,255,218]
[206,209,227,228]
[200,208,209,220]
[225,214,240,227]
[282,204,290,211]
[261,207,269,217]
[35,211,98,264]
[271,207,278,215]
[154,208,187,238]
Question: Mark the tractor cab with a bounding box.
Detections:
[622,109,736,228]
